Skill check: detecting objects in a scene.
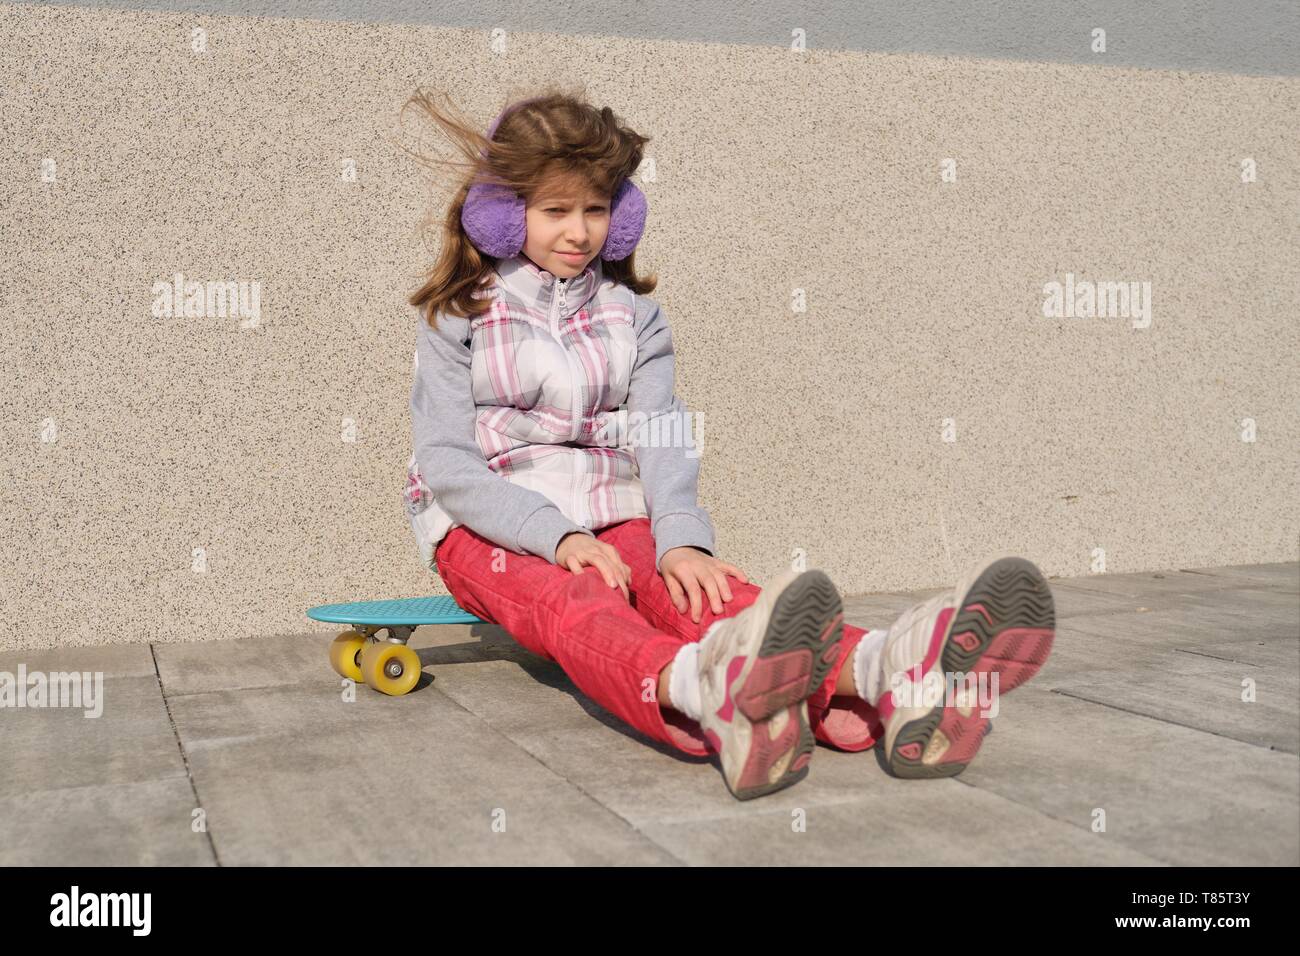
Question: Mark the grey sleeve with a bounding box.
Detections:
[410,312,595,564]
[627,295,717,571]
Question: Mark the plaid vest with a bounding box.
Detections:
[404,254,650,569]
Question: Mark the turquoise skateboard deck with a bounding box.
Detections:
[307,596,485,696]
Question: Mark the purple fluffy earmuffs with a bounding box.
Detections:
[459,98,647,261]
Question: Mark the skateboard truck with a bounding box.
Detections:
[327,625,420,696]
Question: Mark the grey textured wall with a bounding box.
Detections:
[3,1,1297,650]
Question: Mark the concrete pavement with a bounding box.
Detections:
[2,562,1296,865]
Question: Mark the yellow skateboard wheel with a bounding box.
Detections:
[328,631,367,682]
[358,641,421,696]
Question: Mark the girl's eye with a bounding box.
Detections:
[546,207,608,213]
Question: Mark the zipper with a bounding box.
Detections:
[549,275,564,337]
[553,275,588,527]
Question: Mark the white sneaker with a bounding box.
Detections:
[696,568,844,800]
[876,554,1055,778]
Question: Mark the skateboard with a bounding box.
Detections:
[307,596,484,697]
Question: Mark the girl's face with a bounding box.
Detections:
[522,181,612,278]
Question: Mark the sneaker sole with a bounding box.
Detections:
[715,569,845,800]
[724,701,819,802]
[887,556,1055,780]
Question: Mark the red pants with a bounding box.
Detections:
[434,516,883,756]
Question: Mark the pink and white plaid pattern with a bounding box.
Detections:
[406,256,651,569]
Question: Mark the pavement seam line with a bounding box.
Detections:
[1049,687,1296,755]
[1173,647,1269,666]
[427,683,693,866]
[949,776,1173,866]
[158,650,543,699]
[149,643,222,866]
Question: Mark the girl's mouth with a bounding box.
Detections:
[558,251,587,262]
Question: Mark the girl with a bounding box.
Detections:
[401,86,1057,801]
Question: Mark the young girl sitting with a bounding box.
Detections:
[402,87,1056,801]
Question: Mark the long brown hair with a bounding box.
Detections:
[401,83,658,330]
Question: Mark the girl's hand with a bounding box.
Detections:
[557,532,632,603]
[659,547,749,624]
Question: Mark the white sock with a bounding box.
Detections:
[667,621,724,721]
[851,628,890,706]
